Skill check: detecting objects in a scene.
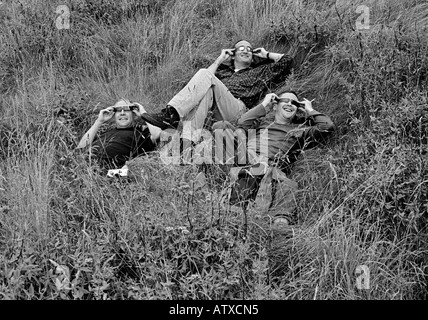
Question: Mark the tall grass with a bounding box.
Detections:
[0,0,427,300]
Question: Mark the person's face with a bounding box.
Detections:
[113,101,135,128]
[275,92,299,120]
[233,40,253,65]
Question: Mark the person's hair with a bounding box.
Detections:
[232,39,253,48]
[114,98,132,106]
[278,90,299,100]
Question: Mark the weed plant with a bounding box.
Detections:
[0,0,427,299]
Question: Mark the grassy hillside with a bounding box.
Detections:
[0,0,427,299]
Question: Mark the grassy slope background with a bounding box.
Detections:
[0,0,427,299]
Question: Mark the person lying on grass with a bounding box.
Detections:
[221,91,335,230]
[77,99,162,170]
[140,39,294,145]
[160,91,335,231]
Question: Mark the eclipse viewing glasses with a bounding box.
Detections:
[275,97,305,109]
[111,104,138,112]
[232,46,262,54]
[235,45,254,52]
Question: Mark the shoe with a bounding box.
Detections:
[141,105,180,130]
[107,165,129,178]
[272,217,294,235]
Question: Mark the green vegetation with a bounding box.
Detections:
[0,0,427,299]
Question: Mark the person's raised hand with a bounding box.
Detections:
[261,93,279,112]
[298,98,315,113]
[132,102,146,118]
[97,107,114,124]
[217,48,235,64]
[252,47,268,59]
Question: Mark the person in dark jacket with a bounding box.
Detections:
[77,99,162,170]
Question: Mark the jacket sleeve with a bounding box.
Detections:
[236,104,267,130]
[272,110,335,171]
[300,110,335,148]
